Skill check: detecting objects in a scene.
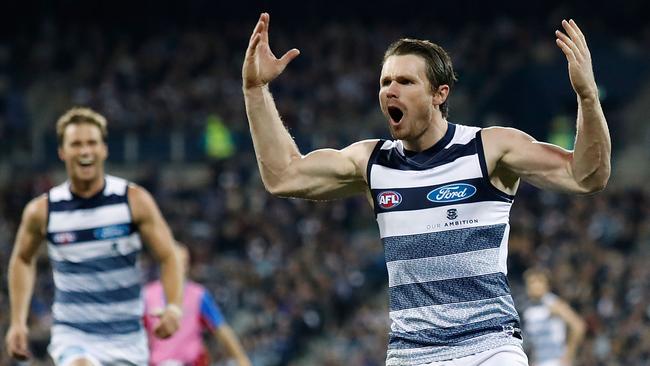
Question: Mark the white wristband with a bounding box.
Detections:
[166,304,183,318]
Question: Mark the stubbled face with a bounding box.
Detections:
[379,54,436,143]
[525,274,549,300]
[58,123,107,184]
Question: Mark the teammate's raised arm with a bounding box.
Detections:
[242,13,374,200]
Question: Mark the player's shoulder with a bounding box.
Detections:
[481,126,533,142]
[126,181,156,205]
[24,194,48,221]
[480,126,536,157]
[344,139,382,155]
[341,139,383,173]
[104,174,130,195]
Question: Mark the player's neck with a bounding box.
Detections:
[402,118,448,152]
[69,176,105,198]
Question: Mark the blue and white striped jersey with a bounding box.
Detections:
[367,123,522,364]
[47,175,145,337]
[523,293,566,363]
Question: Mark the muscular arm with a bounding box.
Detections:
[242,13,373,200]
[129,185,183,337]
[550,299,586,363]
[483,127,605,194]
[214,325,251,366]
[6,195,47,359]
[483,20,610,195]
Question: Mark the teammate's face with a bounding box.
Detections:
[58,123,108,184]
[379,54,436,144]
[525,274,549,299]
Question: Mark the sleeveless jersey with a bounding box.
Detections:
[367,123,522,364]
[47,175,145,341]
[523,293,566,363]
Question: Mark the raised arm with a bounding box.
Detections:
[129,185,183,338]
[242,13,373,200]
[483,19,610,194]
[5,196,47,361]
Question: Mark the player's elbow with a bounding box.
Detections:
[573,146,611,194]
[264,181,291,197]
[262,175,299,198]
[577,320,587,337]
[572,318,587,340]
[573,157,610,194]
[261,164,310,198]
[258,157,302,197]
[578,167,610,194]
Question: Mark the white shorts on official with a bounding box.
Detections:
[48,325,148,366]
[417,345,529,366]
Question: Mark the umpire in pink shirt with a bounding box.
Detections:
[144,243,251,366]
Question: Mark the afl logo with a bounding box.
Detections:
[377,191,402,209]
[53,232,77,244]
[427,183,477,203]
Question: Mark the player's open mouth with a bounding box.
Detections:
[78,158,94,167]
[388,106,404,124]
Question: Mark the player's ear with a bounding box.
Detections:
[102,141,109,160]
[432,84,449,107]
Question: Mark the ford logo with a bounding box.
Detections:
[427,183,476,203]
[377,191,402,209]
[94,224,130,240]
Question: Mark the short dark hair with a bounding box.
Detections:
[383,39,457,118]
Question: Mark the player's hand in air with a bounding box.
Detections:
[5,324,30,360]
[243,12,300,89]
[555,19,598,100]
[152,304,182,339]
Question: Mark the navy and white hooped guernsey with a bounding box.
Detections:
[523,293,566,363]
[367,123,522,364]
[47,176,145,344]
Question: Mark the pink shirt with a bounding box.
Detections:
[144,280,225,365]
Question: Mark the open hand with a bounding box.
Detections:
[242,13,300,90]
[555,19,598,100]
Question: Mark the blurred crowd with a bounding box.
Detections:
[2,4,650,366]
[1,8,647,165]
[2,166,650,365]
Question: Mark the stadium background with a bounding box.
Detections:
[1,0,649,364]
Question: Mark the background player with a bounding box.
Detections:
[523,268,586,366]
[5,107,184,365]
